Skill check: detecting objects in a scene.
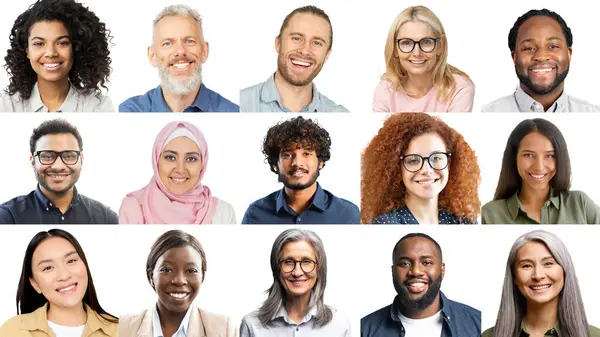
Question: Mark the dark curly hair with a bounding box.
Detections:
[508,9,572,53]
[262,116,332,174]
[3,0,113,100]
[361,113,481,223]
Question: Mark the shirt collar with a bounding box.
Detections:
[260,73,320,112]
[152,304,193,337]
[506,189,560,220]
[35,185,80,209]
[29,82,79,112]
[271,305,318,325]
[275,183,326,213]
[514,85,568,112]
[390,292,451,323]
[20,303,115,336]
[519,320,561,336]
[152,83,211,112]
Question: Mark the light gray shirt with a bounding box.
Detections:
[482,85,600,112]
[240,306,351,337]
[239,73,348,112]
[1,82,115,112]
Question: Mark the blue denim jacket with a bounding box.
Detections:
[361,292,481,337]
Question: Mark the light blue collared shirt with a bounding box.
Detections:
[152,304,193,337]
[482,85,600,112]
[240,305,351,337]
[239,73,348,112]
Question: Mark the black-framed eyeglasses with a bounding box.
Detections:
[34,150,81,165]
[280,259,317,273]
[396,37,440,53]
[400,152,451,172]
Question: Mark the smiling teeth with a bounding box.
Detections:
[43,63,60,69]
[418,180,435,185]
[169,293,188,298]
[531,285,551,290]
[530,174,545,179]
[531,68,552,73]
[173,63,189,68]
[410,60,426,64]
[58,284,75,292]
[291,59,311,67]
[171,178,187,184]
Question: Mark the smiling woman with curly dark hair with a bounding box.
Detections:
[361,113,481,224]
[1,0,114,112]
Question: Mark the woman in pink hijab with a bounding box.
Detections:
[119,121,236,224]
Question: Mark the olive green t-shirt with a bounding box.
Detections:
[481,322,600,336]
[482,190,600,224]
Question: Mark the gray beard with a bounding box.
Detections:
[157,61,203,95]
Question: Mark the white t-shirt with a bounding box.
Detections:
[48,321,85,337]
[398,310,443,337]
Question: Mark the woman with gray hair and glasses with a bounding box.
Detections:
[482,230,600,337]
[240,228,350,336]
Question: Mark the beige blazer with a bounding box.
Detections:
[119,307,238,337]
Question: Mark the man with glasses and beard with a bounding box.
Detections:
[0,119,118,224]
[119,5,238,112]
[483,9,600,112]
[361,233,481,337]
[241,116,359,224]
[240,5,348,112]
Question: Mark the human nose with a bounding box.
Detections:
[532,265,546,281]
[44,44,58,58]
[171,270,187,285]
[533,156,545,170]
[533,47,550,61]
[51,155,68,169]
[174,158,186,172]
[55,264,71,281]
[412,42,424,56]
[291,262,304,276]
[419,158,434,174]
[173,40,186,57]
[408,262,425,277]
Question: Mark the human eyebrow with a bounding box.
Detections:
[37,251,78,266]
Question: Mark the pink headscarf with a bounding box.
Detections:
[121,121,218,224]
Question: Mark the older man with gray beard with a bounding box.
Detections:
[119,5,239,112]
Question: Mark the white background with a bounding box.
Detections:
[1,0,599,112]
[0,113,362,222]
[0,226,598,334]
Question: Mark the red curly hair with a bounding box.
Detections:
[361,113,480,223]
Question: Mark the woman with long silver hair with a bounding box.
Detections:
[240,228,350,336]
[482,230,599,337]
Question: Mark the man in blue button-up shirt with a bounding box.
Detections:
[119,5,238,112]
[242,116,359,224]
[361,233,481,337]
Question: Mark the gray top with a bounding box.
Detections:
[240,306,351,337]
[239,73,348,112]
[1,82,115,112]
[482,85,600,112]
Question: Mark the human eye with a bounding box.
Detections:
[164,154,176,161]
[187,268,199,274]
[33,41,44,47]
[186,156,198,162]
[67,258,78,264]
[282,259,295,266]
[58,39,71,46]
[162,41,172,47]
[280,152,292,159]
[396,260,410,268]
[159,267,172,273]
[422,38,435,46]
[312,40,323,47]
[399,39,412,47]
[42,265,53,272]
[291,35,302,42]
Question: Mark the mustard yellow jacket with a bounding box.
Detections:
[0,303,118,337]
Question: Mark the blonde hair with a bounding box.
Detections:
[383,6,471,103]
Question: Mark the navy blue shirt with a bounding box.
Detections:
[361,292,481,337]
[373,206,474,224]
[241,184,360,224]
[119,83,239,112]
[0,186,118,224]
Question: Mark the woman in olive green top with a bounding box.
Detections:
[482,230,600,337]
[482,118,600,224]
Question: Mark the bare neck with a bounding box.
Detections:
[37,77,70,112]
[273,71,313,112]
[523,298,559,336]
[284,183,318,214]
[157,303,187,337]
[518,184,550,208]
[405,194,439,224]
[285,293,311,324]
[161,86,200,112]
[47,302,87,327]
[402,73,434,98]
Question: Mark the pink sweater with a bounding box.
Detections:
[372,73,475,112]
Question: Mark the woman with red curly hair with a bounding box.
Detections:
[361,113,480,224]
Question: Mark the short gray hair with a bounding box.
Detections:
[152,4,205,42]
[257,229,332,327]
[491,230,590,337]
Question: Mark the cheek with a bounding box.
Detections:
[158,161,173,178]
[189,164,202,182]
